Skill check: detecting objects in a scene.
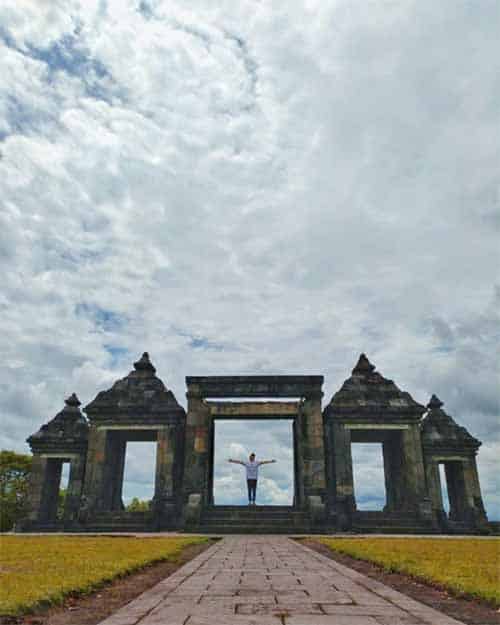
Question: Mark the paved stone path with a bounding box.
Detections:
[99,536,466,625]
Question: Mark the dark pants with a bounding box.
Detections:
[247,479,257,502]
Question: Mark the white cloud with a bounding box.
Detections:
[0,0,499,516]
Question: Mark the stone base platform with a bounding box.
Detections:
[197,506,317,534]
[351,511,436,535]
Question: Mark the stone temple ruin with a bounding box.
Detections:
[20,352,489,534]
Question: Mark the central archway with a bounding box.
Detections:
[182,375,327,530]
[208,405,300,507]
[212,417,295,506]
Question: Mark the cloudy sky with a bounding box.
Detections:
[1,1,499,518]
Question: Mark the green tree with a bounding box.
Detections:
[126,497,150,512]
[0,450,32,531]
[57,488,67,520]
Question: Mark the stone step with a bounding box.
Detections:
[87,519,153,525]
[208,505,296,511]
[201,519,308,528]
[202,506,306,517]
[199,505,313,534]
[351,511,436,534]
[197,525,311,534]
[444,521,475,534]
[353,519,424,527]
[19,522,65,532]
[88,520,153,528]
[353,511,421,518]
[85,511,154,532]
[202,512,309,521]
[352,515,424,527]
[92,511,152,518]
[352,526,437,534]
[352,519,436,532]
[84,524,155,532]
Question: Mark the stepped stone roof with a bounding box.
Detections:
[27,393,88,453]
[84,352,185,425]
[421,394,481,453]
[324,354,425,420]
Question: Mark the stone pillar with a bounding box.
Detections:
[461,460,477,527]
[382,433,407,512]
[301,395,327,524]
[109,437,126,511]
[424,459,446,525]
[98,433,128,512]
[39,458,63,522]
[25,455,50,522]
[446,460,479,525]
[153,425,177,529]
[183,391,210,509]
[64,454,86,521]
[400,425,432,519]
[331,422,355,530]
[463,456,489,528]
[301,395,327,497]
[445,462,466,521]
[182,390,210,527]
[206,421,215,506]
[82,426,109,513]
[293,418,305,508]
[383,439,397,512]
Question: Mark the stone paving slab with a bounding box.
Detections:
[98,536,467,625]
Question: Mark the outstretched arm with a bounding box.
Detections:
[258,459,277,465]
[228,459,245,466]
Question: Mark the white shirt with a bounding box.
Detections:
[244,460,261,480]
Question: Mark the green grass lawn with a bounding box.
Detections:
[0,535,209,615]
[316,537,500,605]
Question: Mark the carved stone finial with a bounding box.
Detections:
[27,391,88,451]
[352,353,376,375]
[65,393,81,408]
[134,351,156,374]
[428,394,444,410]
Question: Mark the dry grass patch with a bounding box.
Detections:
[0,535,209,616]
[317,537,500,606]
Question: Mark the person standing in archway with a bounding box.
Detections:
[228,453,276,505]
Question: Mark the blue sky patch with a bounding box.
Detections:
[104,344,129,366]
[138,1,154,19]
[28,34,108,81]
[189,336,224,351]
[24,33,119,103]
[76,303,126,332]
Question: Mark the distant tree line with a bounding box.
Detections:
[0,450,151,530]
[125,497,151,512]
[0,450,32,531]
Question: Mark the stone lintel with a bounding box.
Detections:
[37,452,80,459]
[423,445,477,457]
[427,455,470,462]
[89,413,183,427]
[29,442,88,455]
[207,401,299,417]
[344,423,410,430]
[325,407,422,417]
[185,375,323,399]
[86,409,185,422]
[96,424,167,430]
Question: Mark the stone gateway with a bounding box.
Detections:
[20,352,489,534]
